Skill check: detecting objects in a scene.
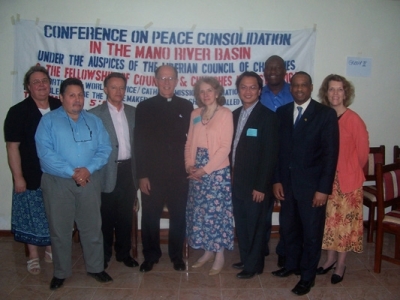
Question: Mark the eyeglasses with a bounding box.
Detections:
[239,85,259,92]
[30,78,50,85]
[156,76,177,82]
[68,116,92,143]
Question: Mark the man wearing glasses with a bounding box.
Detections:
[135,65,193,272]
[35,78,112,290]
[90,72,138,270]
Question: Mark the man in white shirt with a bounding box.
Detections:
[90,72,138,269]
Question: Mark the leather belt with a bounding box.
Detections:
[116,159,131,164]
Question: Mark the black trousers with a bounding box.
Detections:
[141,176,188,262]
[101,160,135,262]
[232,193,269,273]
[280,189,326,281]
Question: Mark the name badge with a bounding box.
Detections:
[193,116,201,124]
[247,128,257,137]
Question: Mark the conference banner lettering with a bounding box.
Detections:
[13,20,316,109]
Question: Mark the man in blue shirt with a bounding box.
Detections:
[35,78,112,290]
[260,55,293,268]
[261,55,293,112]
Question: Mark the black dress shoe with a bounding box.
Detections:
[172,259,186,271]
[236,270,262,279]
[291,279,315,296]
[272,267,299,277]
[316,261,336,275]
[87,271,113,283]
[331,267,346,284]
[50,277,65,290]
[232,262,244,269]
[117,256,139,268]
[277,255,286,268]
[140,260,158,272]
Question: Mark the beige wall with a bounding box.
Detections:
[1,0,399,229]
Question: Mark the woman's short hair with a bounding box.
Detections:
[193,77,226,107]
[318,74,355,107]
[60,78,84,96]
[23,65,51,93]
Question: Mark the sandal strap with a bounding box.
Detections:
[27,258,40,270]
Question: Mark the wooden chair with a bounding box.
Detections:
[160,204,189,258]
[394,145,400,163]
[363,145,385,243]
[373,162,400,273]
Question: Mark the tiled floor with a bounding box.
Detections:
[0,231,399,299]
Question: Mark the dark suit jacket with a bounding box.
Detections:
[231,102,279,199]
[134,94,193,180]
[89,101,137,192]
[273,99,339,200]
[4,96,61,189]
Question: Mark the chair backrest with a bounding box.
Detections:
[394,145,400,163]
[363,145,385,181]
[375,162,400,223]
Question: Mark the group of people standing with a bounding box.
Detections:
[4,54,369,296]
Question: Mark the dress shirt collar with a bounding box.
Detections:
[242,100,258,114]
[158,94,174,102]
[294,98,311,112]
[107,100,124,113]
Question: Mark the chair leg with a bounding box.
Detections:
[374,228,384,273]
[131,208,138,259]
[395,234,400,260]
[184,239,189,259]
[72,223,80,243]
[367,205,376,243]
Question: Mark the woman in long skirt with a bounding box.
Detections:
[185,77,234,276]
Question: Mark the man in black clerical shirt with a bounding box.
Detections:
[135,65,193,272]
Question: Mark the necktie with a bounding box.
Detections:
[294,106,303,127]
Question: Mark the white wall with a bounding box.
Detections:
[1,0,399,229]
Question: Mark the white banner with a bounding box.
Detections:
[13,20,316,109]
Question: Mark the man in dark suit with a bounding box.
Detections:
[272,72,339,296]
[89,72,138,269]
[135,65,193,272]
[230,72,279,279]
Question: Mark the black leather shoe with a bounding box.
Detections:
[316,261,336,275]
[272,267,299,277]
[277,255,286,268]
[50,277,65,290]
[236,270,263,279]
[172,259,186,271]
[140,260,158,273]
[87,271,113,283]
[291,279,315,296]
[331,267,346,284]
[232,262,244,269]
[117,256,139,268]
